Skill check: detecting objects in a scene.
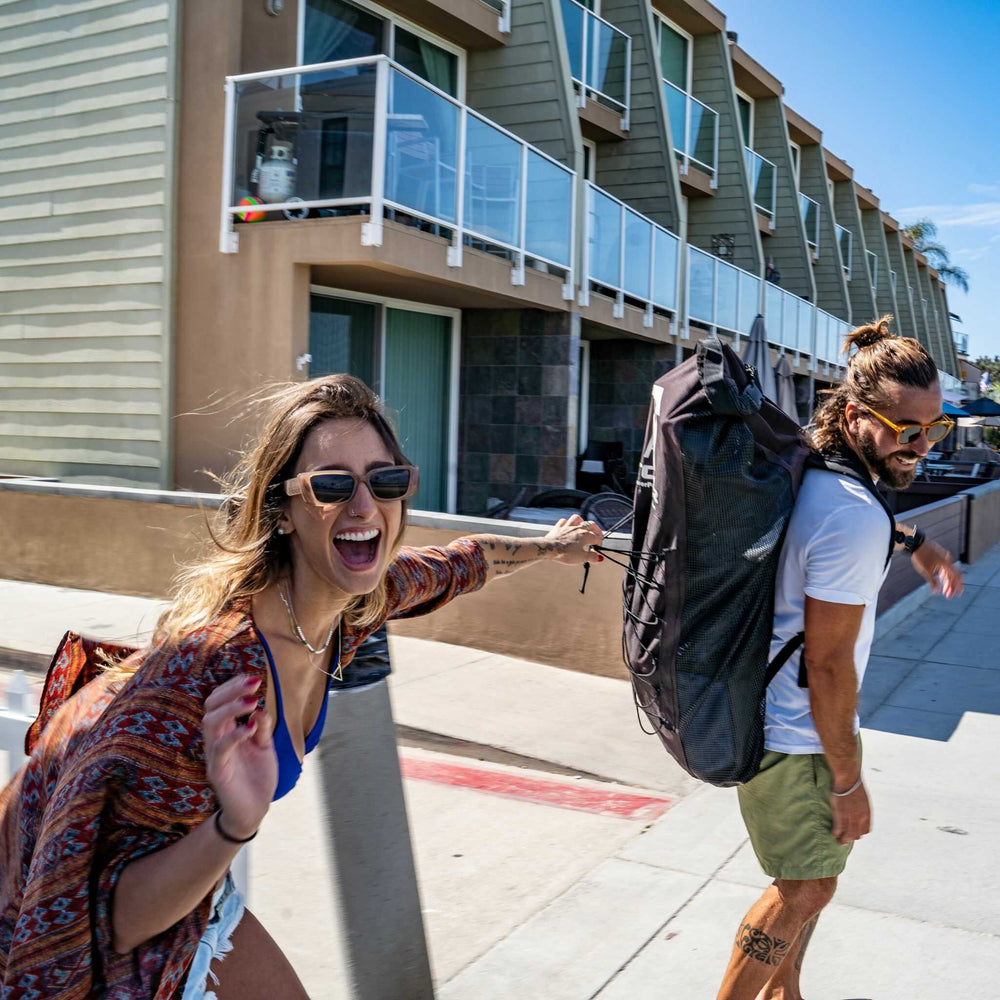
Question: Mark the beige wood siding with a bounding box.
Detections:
[0,0,178,486]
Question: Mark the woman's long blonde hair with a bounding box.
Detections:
[811,315,938,453]
[152,375,411,648]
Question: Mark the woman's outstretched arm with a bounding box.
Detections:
[473,513,604,583]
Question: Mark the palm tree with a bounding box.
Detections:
[901,218,970,292]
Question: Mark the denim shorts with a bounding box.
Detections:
[181,871,246,1000]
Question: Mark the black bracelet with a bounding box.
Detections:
[213,810,258,844]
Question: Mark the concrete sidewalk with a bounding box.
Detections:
[3,549,1000,998]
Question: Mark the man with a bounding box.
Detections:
[716,318,963,1000]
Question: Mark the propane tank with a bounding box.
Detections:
[257,141,296,203]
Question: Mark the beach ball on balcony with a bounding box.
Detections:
[237,196,265,222]
[257,141,297,204]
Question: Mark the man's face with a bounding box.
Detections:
[848,380,946,489]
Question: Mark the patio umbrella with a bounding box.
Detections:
[741,313,778,402]
[774,354,801,423]
[942,401,966,417]
[962,397,1000,416]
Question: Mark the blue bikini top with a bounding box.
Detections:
[257,629,338,801]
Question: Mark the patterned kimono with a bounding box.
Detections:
[0,540,487,999]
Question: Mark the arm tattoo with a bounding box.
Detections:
[736,924,790,967]
[477,535,565,577]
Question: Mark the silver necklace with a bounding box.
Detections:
[277,582,344,681]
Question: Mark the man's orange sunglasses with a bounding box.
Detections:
[863,406,954,446]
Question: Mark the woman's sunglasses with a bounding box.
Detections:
[284,466,419,507]
[864,406,955,446]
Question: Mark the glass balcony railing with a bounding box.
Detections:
[866,249,879,290]
[836,223,852,279]
[815,308,851,366]
[764,282,814,355]
[663,79,719,179]
[221,57,575,283]
[687,245,761,336]
[800,193,820,255]
[745,147,777,221]
[560,0,631,124]
[583,182,679,317]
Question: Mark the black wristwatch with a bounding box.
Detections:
[894,526,926,555]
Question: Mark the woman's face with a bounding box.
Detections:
[278,417,405,600]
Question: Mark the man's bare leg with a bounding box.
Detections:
[716,878,836,1000]
[757,914,819,1000]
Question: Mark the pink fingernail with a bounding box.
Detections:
[241,695,259,707]
[243,676,261,689]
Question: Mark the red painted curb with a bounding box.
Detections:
[399,754,673,821]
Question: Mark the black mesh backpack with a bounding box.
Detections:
[622,338,811,786]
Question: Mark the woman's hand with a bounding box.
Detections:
[544,514,605,565]
[203,675,276,838]
[911,539,963,599]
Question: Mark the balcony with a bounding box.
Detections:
[560,0,631,128]
[582,182,679,324]
[221,57,575,293]
[763,282,814,355]
[799,193,820,257]
[687,245,760,336]
[480,0,511,32]
[836,223,852,279]
[866,248,879,290]
[745,148,777,223]
[663,80,719,182]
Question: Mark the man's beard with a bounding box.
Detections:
[856,427,919,489]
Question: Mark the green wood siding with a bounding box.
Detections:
[860,208,898,328]
[884,229,919,342]
[592,0,680,233]
[685,31,761,276]
[753,97,814,303]
[0,0,178,486]
[832,180,876,327]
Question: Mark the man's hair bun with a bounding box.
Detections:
[845,315,894,354]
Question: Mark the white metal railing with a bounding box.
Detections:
[687,245,761,336]
[866,249,879,290]
[220,57,576,294]
[480,0,511,32]
[582,182,679,324]
[663,79,719,181]
[954,330,969,355]
[836,223,852,279]
[0,671,32,785]
[560,0,631,128]
[800,193,820,255]
[745,147,777,222]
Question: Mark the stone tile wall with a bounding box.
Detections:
[458,309,579,515]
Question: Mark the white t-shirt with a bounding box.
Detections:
[765,467,892,753]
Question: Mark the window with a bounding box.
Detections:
[657,18,689,90]
[582,138,597,182]
[303,0,461,97]
[309,290,459,511]
[789,140,800,186]
[736,92,753,148]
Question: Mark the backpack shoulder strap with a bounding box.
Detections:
[805,449,896,567]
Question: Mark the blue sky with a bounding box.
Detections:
[728,0,1000,360]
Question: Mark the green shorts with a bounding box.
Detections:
[737,740,862,881]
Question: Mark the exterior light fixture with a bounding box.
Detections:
[711,234,735,259]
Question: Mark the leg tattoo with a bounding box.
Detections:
[793,915,818,973]
[735,923,791,967]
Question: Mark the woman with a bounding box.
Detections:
[0,375,603,999]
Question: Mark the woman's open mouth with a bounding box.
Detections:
[333,528,381,569]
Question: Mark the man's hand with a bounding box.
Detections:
[912,539,963,599]
[830,780,871,846]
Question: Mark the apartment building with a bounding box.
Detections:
[0,0,961,509]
